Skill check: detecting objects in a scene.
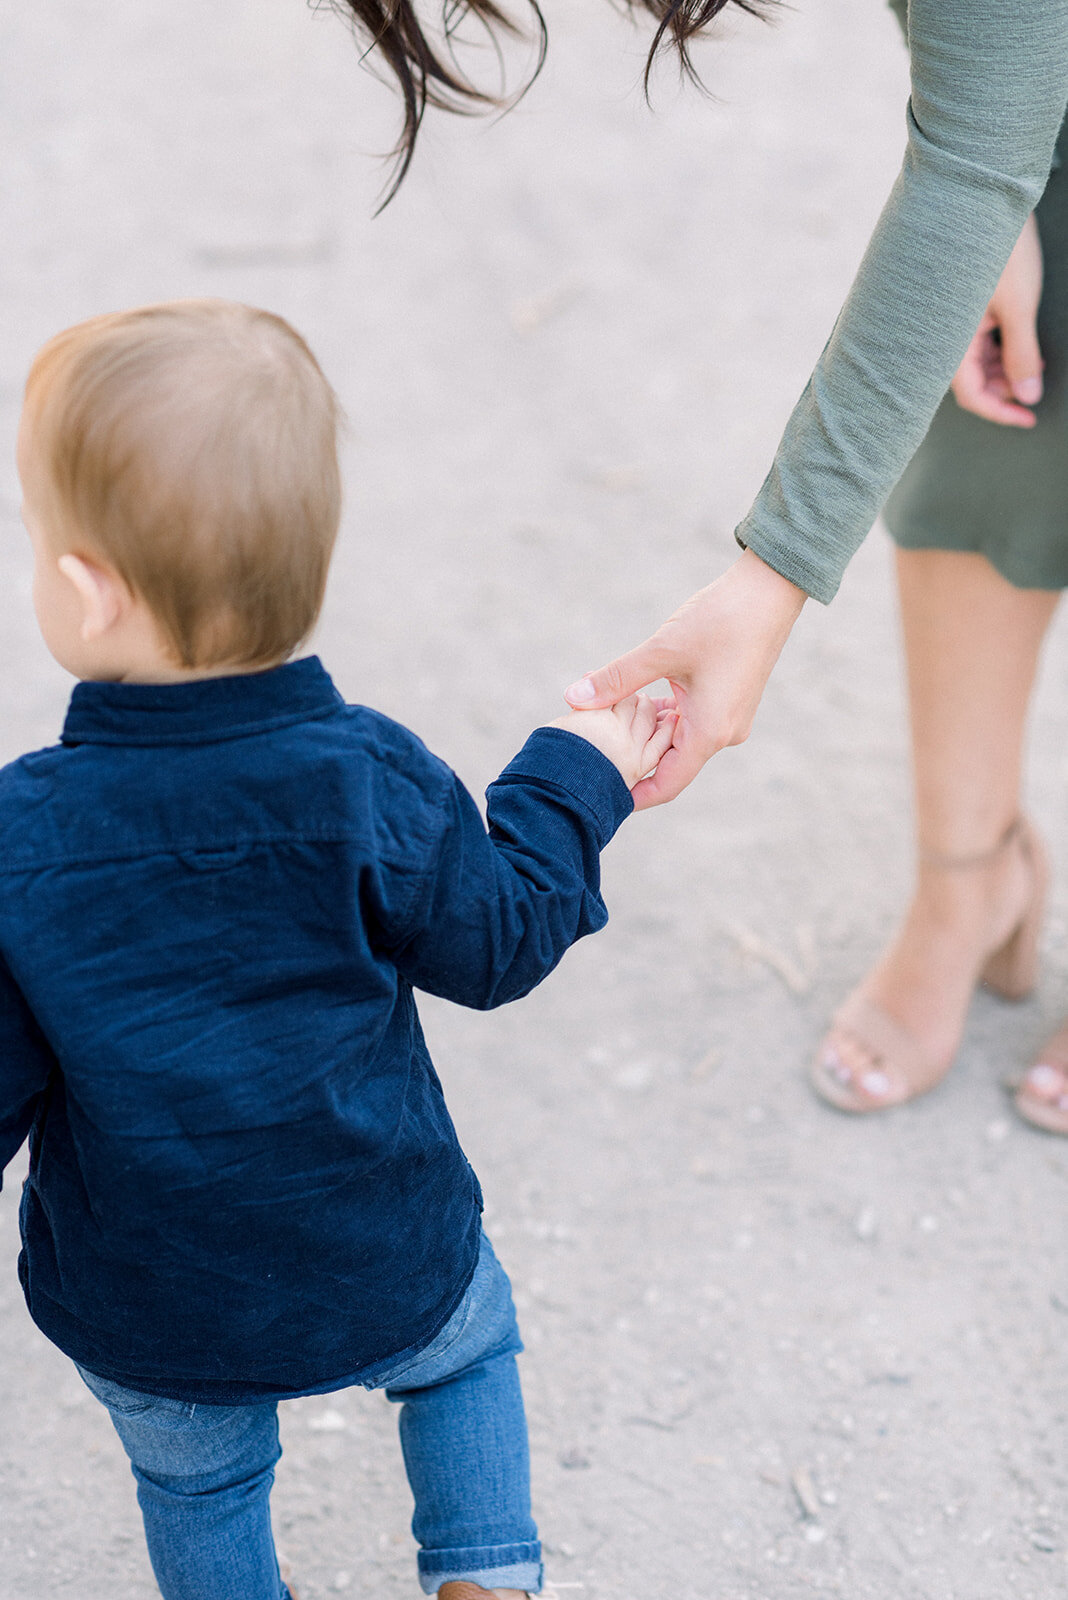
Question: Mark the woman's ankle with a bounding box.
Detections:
[912,827,1030,937]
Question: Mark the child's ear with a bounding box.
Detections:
[56,553,127,642]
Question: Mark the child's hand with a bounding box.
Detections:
[550,694,678,791]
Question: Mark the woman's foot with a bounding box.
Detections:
[1015,1026,1068,1134]
[814,819,1045,1112]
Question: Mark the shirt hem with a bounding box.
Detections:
[30,1215,483,1407]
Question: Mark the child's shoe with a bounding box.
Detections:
[437,1586,529,1599]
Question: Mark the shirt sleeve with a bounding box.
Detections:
[0,953,53,1185]
[378,728,634,1009]
[735,0,1068,602]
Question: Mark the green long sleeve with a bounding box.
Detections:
[735,0,1068,602]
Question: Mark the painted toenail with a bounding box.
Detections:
[1025,1063,1063,1096]
[861,1069,891,1099]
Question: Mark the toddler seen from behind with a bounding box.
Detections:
[0,300,675,1600]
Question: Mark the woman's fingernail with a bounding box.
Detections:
[566,677,596,704]
[1024,1063,1062,1096]
[1015,377,1043,405]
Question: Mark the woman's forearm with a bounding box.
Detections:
[737,0,1068,603]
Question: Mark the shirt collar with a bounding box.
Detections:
[60,656,345,747]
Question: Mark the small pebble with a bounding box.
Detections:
[854,1206,877,1240]
[1029,1528,1059,1553]
[791,1466,821,1519]
[307,1409,346,1433]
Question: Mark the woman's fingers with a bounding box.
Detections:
[951,325,1038,427]
[998,307,1044,407]
[565,639,672,711]
[997,210,1044,404]
[565,552,805,806]
[951,214,1043,428]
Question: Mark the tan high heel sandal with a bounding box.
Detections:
[1012,1023,1068,1135]
[810,817,1048,1114]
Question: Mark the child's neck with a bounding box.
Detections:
[99,656,288,686]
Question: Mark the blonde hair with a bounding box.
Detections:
[25,299,342,669]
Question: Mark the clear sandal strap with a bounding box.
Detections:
[919,816,1022,871]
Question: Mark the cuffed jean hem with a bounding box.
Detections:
[417,1542,543,1595]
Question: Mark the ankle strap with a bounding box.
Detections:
[919,816,1022,871]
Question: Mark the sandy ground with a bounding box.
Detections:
[1,1,1067,1596]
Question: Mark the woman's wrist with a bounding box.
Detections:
[735,546,808,622]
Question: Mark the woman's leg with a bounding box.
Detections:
[78,1367,290,1600]
[819,546,1059,1105]
[374,1233,541,1597]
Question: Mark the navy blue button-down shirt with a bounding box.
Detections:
[0,658,631,1402]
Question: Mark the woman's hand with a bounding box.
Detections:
[564,549,806,808]
[950,212,1044,428]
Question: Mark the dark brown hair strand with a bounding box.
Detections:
[324,0,773,207]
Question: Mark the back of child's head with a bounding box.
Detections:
[25,299,341,670]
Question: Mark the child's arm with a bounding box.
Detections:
[368,704,673,1011]
[0,956,54,1186]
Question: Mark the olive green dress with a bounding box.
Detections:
[733,0,1068,603]
[885,113,1068,589]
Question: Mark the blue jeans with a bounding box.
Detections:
[78,1233,542,1598]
